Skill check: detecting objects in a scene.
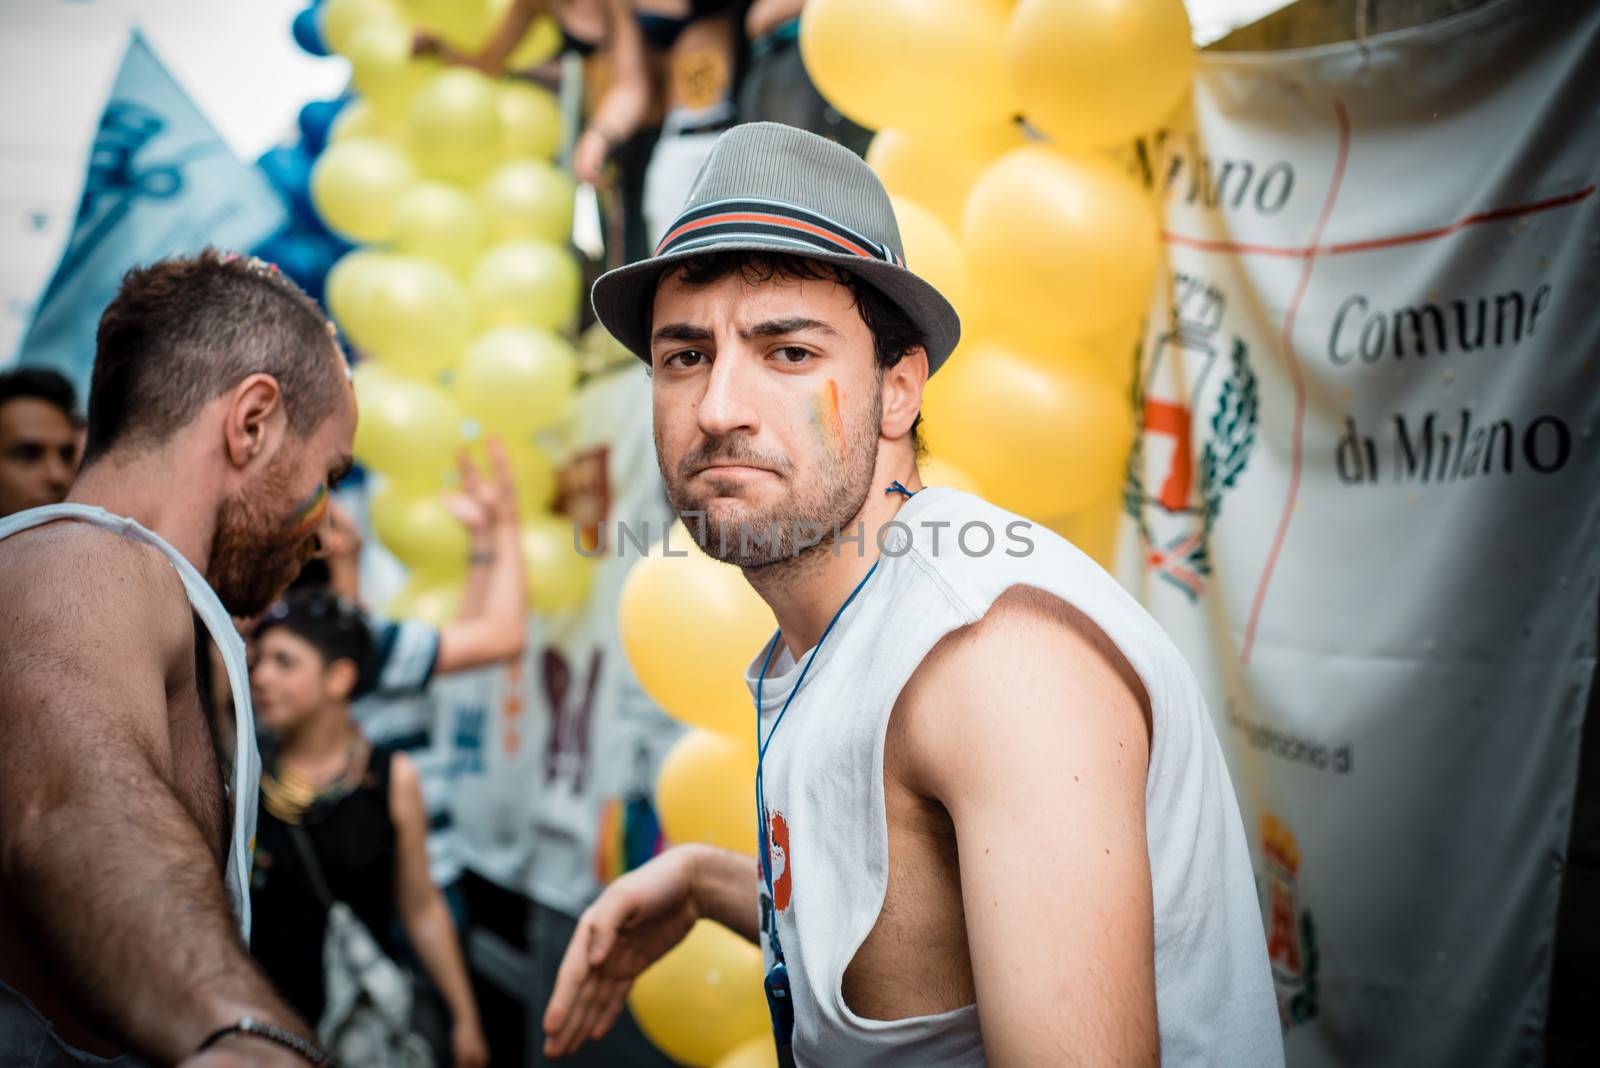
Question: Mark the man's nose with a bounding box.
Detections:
[696,348,761,439]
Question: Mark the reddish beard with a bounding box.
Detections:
[209,453,320,617]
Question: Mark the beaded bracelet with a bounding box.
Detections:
[195,1018,332,1066]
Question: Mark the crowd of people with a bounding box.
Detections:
[0,7,875,1063]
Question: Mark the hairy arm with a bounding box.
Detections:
[0,532,306,1064]
[901,586,1158,1067]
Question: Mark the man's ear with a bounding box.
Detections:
[224,373,285,470]
[880,346,929,440]
[324,657,360,702]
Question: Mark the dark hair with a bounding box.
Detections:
[0,367,79,426]
[255,590,374,697]
[670,252,928,456]
[83,249,345,464]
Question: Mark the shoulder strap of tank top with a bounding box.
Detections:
[0,503,260,936]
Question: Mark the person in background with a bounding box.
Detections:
[0,367,81,518]
[423,0,740,262]
[249,591,490,1068]
[319,441,527,889]
[736,0,871,156]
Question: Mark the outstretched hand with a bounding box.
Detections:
[542,848,702,1058]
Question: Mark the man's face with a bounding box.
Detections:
[210,378,356,617]
[0,398,78,517]
[650,266,883,567]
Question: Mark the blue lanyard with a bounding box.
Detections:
[754,559,880,942]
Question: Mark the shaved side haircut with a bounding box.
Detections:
[83,250,345,464]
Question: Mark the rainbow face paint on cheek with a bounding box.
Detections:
[810,380,846,461]
[287,482,329,536]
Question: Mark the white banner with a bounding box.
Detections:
[1117,2,1600,1063]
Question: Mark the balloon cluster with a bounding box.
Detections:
[612,522,778,1065]
[807,0,1195,565]
[281,0,591,619]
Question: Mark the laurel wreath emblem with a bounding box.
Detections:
[1124,336,1259,579]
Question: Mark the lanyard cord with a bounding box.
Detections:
[754,559,881,952]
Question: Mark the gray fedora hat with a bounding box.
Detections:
[591,122,962,376]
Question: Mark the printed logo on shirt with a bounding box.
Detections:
[1262,813,1319,1029]
[1125,272,1259,602]
[768,810,792,912]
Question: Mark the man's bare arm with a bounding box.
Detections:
[0,531,307,1064]
[900,585,1158,1068]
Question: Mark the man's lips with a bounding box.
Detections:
[695,463,777,477]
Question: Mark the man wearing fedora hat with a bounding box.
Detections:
[543,123,1281,1066]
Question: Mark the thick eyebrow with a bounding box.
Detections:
[650,318,843,347]
[652,323,715,345]
[742,318,841,339]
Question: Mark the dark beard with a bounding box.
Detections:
[209,458,318,617]
[660,387,882,569]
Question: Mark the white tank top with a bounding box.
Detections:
[0,503,260,938]
[744,487,1282,1066]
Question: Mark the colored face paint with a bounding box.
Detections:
[287,481,329,537]
[809,380,846,462]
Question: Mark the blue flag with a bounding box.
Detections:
[14,29,286,395]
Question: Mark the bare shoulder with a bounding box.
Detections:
[893,585,1152,795]
[0,521,190,632]
[0,522,194,730]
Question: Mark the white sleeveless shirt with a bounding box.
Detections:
[0,503,260,938]
[744,488,1281,1066]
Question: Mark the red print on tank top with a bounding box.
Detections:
[769,810,792,912]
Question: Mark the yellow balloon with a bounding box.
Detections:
[478,159,575,244]
[963,145,1159,342]
[889,196,972,323]
[409,68,503,184]
[351,366,465,488]
[401,0,490,49]
[498,81,562,160]
[392,182,486,275]
[918,455,983,496]
[328,98,402,145]
[310,136,416,244]
[455,326,577,437]
[360,255,475,378]
[1043,491,1125,573]
[347,19,430,121]
[656,730,758,856]
[628,920,769,1068]
[321,0,398,55]
[507,13,562,67]
[385,577,462,629]
[1008,0,1195,149]
[799,0,1016,135]
[521,515,594,614]
[713,1035,779,1068]
[921,339,1133,517]
[324,249,397,352]
[618,524,774,737]
[867,122,1025,231]
[369,483,470,579]
[470,240,581,331]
